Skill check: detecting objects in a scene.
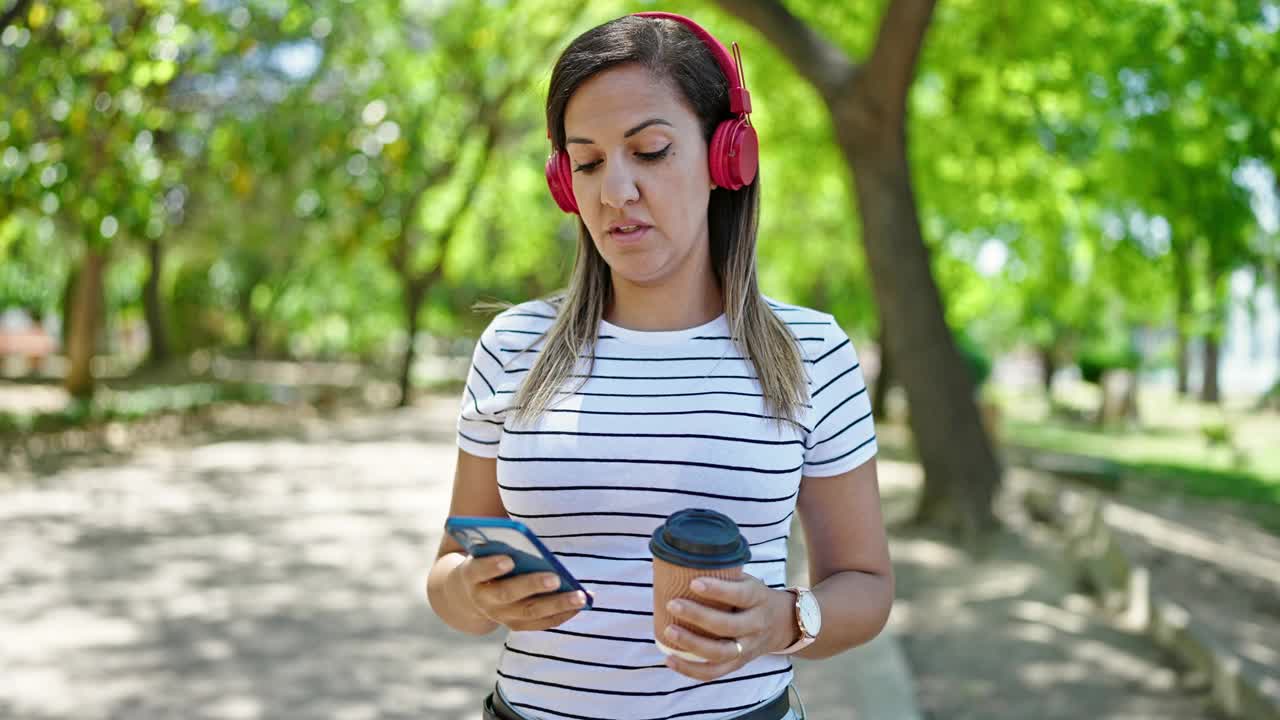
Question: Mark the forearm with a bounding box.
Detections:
[778,569,894,660]
[426,551,501,636]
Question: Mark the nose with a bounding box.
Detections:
[599,155,640,209]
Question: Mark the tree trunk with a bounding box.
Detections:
[1201,334,1221,404]
[715,0,1001,543]
[1037,344,1056,399]
[1175,329,1190,396]
[1200,267,1227,404]
[143,239,170,367]
[1097,369,1139,426]
[60,266,78,351]
[1120,369,1140,423]
[871,325,892,419]
[1275,260,1280,398]
[1173,242,1191,397]
[837,112,1000,540]
[239,281,262,358]
[397,279,428,408]
[246,315,262,358]
[65,247,107,400]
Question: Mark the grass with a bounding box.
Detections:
[987,380,1280,531]
[1003,420,1280,502]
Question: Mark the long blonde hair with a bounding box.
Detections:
[506,15,808,430]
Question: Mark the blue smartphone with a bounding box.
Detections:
[444,516,593,609]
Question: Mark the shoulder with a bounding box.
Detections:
[463,298,560,376]
[761,295,846,353]
[477,298,560,348]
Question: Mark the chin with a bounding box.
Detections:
[612,266,673,288]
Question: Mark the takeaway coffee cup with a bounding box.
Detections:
[650,508,752,663]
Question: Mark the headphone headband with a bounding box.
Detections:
[632,11,752,116]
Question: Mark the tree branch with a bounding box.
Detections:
[711,0,855,100]
[859,0,937,121]
[0,0,32,34]
[412,100,506,285]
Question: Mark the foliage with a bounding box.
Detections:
[1077,342,1142,385]
[955,328,993,389]
[0,0,1276,400]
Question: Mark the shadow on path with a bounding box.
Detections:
[1,397,502,720]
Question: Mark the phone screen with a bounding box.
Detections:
[455,525,543,559]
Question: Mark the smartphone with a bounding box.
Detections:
[444,516,593,609]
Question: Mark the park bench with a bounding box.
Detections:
[0,325,57,376]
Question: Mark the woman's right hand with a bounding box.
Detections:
[454,554,591,631]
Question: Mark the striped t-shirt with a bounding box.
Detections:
[455,296,878,720]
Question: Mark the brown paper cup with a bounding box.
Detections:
[652,556,744,663]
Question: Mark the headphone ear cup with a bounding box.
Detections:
[545,150,579,214]
[708,120,734,190]
[708,119,758,190]
[730,123,758,188]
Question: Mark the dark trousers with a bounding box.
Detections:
[482,682,799,720]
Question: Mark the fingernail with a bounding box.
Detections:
[667,600,682,613]
[498,559,513,572]
[665,626,678,640]
[543,576,559,589]
[691,579,707,592]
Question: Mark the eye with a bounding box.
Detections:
[572,144,672,174]
[637,144,671,162]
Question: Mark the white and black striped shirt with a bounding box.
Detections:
[455,296,878,720]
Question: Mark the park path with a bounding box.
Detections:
[1,394,1219,719]
[1,398,507,720]
[880,468,1217,720]
[2,394,924,720]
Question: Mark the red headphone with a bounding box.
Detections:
[544,12,759,215]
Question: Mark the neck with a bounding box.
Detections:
[604,250,723,332]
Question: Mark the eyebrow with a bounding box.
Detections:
[565,118,673,145]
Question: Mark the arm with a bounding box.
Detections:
[788,457,894,659]
[425,448,506,635]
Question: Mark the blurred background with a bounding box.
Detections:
[1,1,1278,719]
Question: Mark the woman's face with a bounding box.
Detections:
[563,64,713,287]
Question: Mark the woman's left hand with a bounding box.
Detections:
[662,575,796,681]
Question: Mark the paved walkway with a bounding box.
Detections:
[0,397,919,720]
[878,465,1217,719]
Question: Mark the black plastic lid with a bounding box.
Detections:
[650,508,751,569]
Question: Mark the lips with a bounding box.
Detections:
[608,219,652,234]
[608,225,651,243]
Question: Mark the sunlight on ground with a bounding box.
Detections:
[1103,502,1280,586]
[0,382,66,413]
[205,696,264,720]
[1010,600,1091,635]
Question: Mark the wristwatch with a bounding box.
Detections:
[770,586,821,655]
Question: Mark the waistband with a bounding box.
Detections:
[486,681,802,720]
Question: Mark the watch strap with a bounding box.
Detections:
[769,586,817,655]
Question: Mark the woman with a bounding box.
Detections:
[427,12,892,720]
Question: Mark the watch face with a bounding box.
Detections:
[798,590,822,636]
